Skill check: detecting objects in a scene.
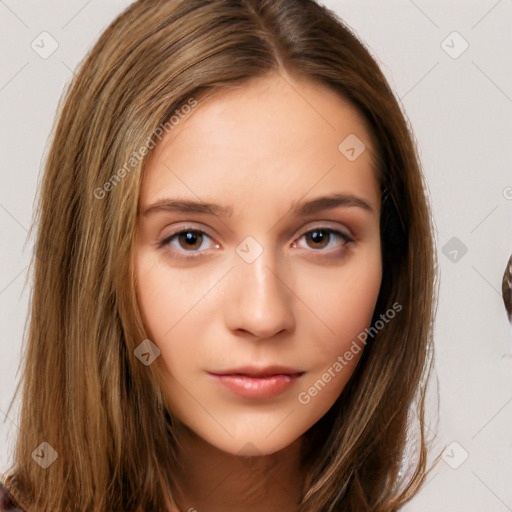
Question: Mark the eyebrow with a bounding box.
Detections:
[141,193,374,217]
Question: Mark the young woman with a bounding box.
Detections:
[1,0,440,510]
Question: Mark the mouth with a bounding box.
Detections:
[209,365,305,378]
[208,366,305,398]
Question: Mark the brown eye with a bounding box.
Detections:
[177,231,203,251]
[296,228,353,252]
[160,229,216,258]
[304,229,331,249]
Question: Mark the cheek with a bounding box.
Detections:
[135,254,166,339]
[305,248,382,363]
[134,252,210,376]
[295,253,382,408]
[134,250,186,345]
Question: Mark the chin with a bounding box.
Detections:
[181,419,304,458]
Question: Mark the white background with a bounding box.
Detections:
[1,1,511,510]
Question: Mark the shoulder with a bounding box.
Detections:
[0,478,27,512]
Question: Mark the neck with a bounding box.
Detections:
[168,424,305,512]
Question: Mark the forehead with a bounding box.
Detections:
[141,72,380,212]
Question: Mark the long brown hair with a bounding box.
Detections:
[2,0,441,510]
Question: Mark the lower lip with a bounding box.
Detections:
[209,373,304,398]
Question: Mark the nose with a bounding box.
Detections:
[224,245,296,339]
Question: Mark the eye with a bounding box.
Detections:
[293,227,353,253]
[158,225,354,260]
[159,229,217,258]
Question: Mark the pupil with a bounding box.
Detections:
[308,230,328,248]
[180,231,201,249]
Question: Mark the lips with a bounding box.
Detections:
[209,365,304,378]
[208,366,305,399]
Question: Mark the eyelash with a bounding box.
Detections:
[158,225,354,261]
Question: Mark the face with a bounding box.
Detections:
[135,72,382,457]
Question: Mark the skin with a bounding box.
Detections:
[135,71,383,511]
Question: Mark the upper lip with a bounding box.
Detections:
[209,365,304,377]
